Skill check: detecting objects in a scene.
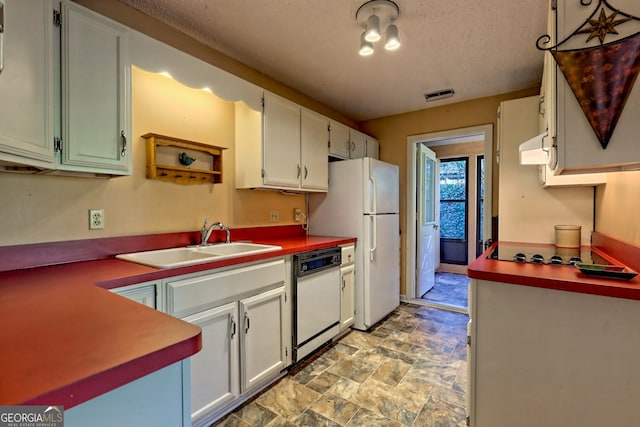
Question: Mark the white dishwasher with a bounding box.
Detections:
[292,247,341,362]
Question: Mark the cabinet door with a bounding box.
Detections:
[0,0,55,168]
[349,130,367,159]
[300,108,328,191]
[262,92,300,188]
[59,1,131,174]
[340,264,355,330]
[240,286,286,393]
[554,0,640,173]
[112,282,157,309]
[184,302,240,425]
[329,120,350,159]
[366,137,379,159]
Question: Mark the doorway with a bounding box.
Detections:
[476,155,485,258]
[405,125,493,313]
[439,157,469,266]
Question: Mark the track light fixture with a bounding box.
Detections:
[356,0,400,56]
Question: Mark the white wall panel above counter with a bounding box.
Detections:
[498,96,594,245]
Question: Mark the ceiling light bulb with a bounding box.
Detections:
[385,24,400,50]
[365,14,381,42]
[359,32,374,56]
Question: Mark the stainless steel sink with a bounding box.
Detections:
[116,243,282,268]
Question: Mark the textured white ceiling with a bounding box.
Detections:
[119,0,548,120]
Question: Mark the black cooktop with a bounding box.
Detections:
[488,244,608,266]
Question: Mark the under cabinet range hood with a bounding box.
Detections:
[519,131,549,165]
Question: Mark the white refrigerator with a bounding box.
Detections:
[309,158,400,331]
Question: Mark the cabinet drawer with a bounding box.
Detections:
[341,245,355,266]
[166,259,285,318]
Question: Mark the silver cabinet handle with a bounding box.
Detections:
[244,313,250,333]
[120,130,127,157]
[0,2,4,73]
[304,166,308,179]
[342,278,346,290]
[230,317,236,339]
[296,164,301,178]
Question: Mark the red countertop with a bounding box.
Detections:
[468,238,640,300]
[0,230,356,409]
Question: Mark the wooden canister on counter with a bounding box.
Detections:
[555,225,581,248]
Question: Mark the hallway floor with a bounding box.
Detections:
[421,272,470,309]
[213,303,469,426]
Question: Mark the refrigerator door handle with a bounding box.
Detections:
[370,175,377,214]
[370,215,376,261]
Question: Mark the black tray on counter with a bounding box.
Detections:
[575,263,638,281]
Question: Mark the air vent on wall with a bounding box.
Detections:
[423,88,455,102]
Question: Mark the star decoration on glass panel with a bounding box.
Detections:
[577,8,631,44]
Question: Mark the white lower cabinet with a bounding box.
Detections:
[240,287,286,392]
[65,361,190,427]
[340,264,355,331]
[111,281,159,309]
[184,302,239,424]
[165,259,289,427]
[468,279,640,427]
[339,244,356,331]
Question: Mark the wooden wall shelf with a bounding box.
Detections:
[143,133,226,185]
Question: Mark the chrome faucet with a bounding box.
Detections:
[200,218,215,245]
[212,222,231,244]
[200,219,231,245]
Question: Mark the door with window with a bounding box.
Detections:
[416,144,439,297]
[439,158,468,265]
[476,155,485,258]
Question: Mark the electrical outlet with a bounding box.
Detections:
[294,208,303,222]
[89,209,104,230]
[269,210,279,222]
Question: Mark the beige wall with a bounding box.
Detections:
[595,171,640,245]
[359,88,538,294]
[0,67,304,246]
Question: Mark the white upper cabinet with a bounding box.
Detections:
[328,120,350,159]
[332,125,378,160]
[539,46,605,187]
[0,1,131,176]
[366,136,379,159]
[549,0,640,174]
[300,108,329,191]
[236,91,328,192]
[0,0,55,169]
[58,1,131,175]
[262,91,301,188]
[349,129,367,159]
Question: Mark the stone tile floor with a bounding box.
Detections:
[213,303,469,426]
[421,273,470,309]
